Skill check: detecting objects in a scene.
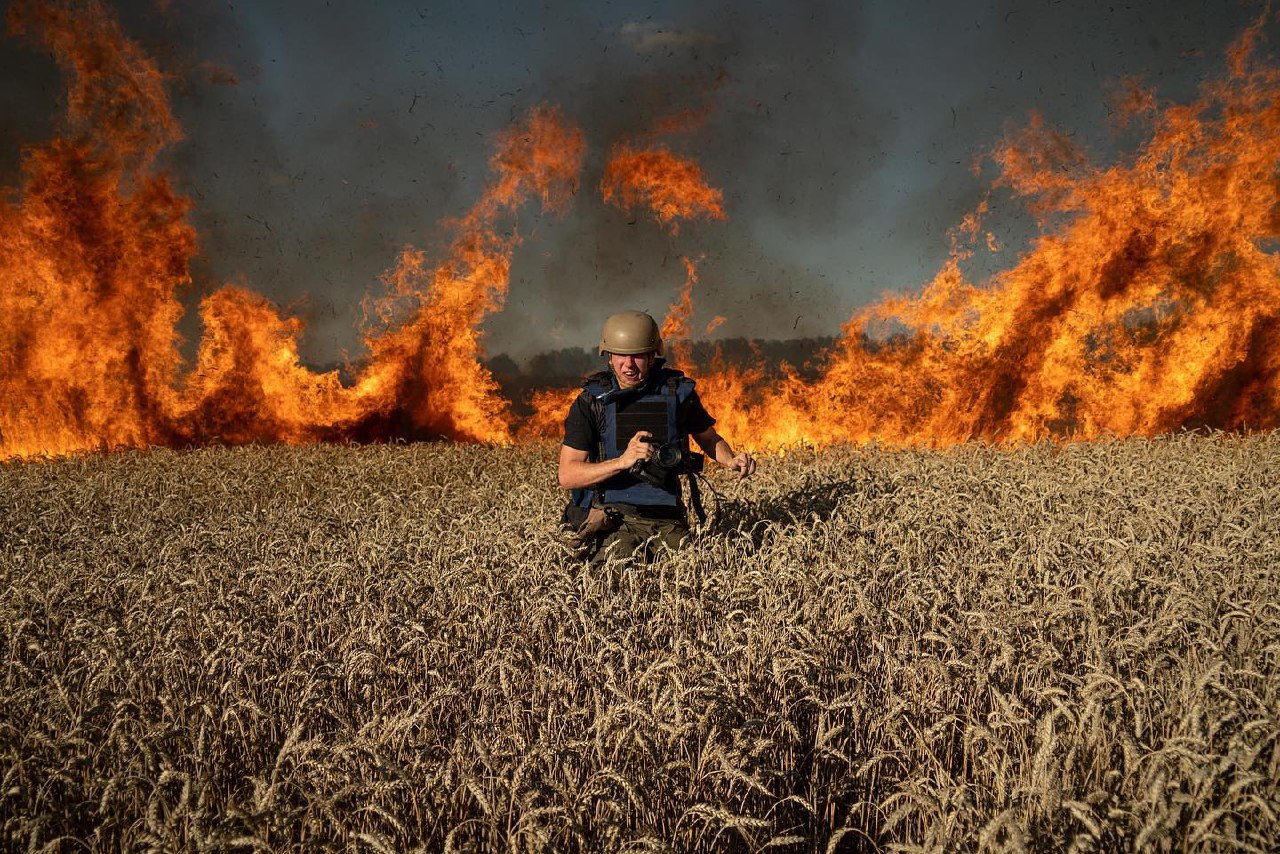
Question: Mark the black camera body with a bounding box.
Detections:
[628,437,703,487]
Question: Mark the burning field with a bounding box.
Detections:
[2,1,1279,457]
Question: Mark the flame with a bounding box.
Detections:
[170,287,361,446]
[519,386,581,442]
[569,16,1280,450]
[660,256,703,366]
[1,0,584,458]
[1,0,193,458]
[349,106,584,444]
[600,143,725,234]
[701,19,1280,447]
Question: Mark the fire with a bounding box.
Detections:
[660,256,704,367]
[348,106,584,445]
[600,143,726,234]
[1,1,583,458]
[1,0,194,458]
[3,1,1278,459]
[575,16,1280,449]
[695,19,1280,449]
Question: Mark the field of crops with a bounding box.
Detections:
[2,433,1278,851]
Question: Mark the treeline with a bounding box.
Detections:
[487,336,840,412]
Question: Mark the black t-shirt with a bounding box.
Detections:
[562,372,716,455]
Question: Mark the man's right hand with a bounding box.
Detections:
[619,430,655,470]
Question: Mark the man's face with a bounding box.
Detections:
[609,351,657,388]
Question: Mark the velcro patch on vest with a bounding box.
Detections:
[615,400,670,446]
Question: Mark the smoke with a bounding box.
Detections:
[0,26,59,179]
[2,0,1269,368]
[481,0,887,354]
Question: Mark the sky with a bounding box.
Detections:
[0,0,1271,365]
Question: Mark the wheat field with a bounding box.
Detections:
[2,434,1278,852]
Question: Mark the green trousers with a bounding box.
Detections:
[590,513,690,567]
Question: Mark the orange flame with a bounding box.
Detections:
[700,18,1280,448]
[660,257,702,364]
[519,386,582,442]
[1,0,194,458]
[350,106,584,444]
[600,143,725,234]
[0,0,584,458]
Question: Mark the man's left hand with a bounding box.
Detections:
[728,452,756,479]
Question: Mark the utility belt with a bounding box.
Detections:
[563,500,685,528]
[604,503,688,521]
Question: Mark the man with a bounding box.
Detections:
[558,310,756,564]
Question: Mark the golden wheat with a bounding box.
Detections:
[1,433,1278,851]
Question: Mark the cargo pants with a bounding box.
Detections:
[589,512,690,567]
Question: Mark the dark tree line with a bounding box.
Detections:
[487,336,840,414]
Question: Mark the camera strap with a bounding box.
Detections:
[687,469,707,525]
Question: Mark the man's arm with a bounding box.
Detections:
[691,426,756,479]
[558,432,657,490]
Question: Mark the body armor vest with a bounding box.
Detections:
[571,367,695,511]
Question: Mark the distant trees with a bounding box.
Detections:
[485,336,839,414]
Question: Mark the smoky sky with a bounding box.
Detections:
[0,0,1269,365]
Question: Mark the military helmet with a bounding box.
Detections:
[598,310,663,356]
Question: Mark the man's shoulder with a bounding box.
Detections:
[574,371,612,404]
[656,366,696,393]
[582,369,613,389]
[570,372,611,411]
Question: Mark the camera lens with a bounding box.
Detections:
[656,443,683,467]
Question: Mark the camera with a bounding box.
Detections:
[628,437,703,487]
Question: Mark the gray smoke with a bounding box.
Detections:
[1,0,1267,367]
